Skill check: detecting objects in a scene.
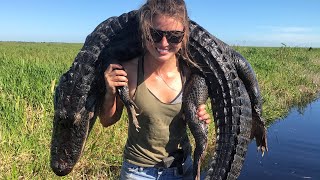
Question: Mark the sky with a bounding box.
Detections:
[1,0,320,47]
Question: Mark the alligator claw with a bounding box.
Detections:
[251,114,268,156]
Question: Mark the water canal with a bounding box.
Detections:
[239,98,320,179]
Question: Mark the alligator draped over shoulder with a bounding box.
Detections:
[50,10,267,179]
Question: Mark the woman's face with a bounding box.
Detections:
[145,15,184,62]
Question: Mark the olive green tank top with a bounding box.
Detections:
[123,56,190,167]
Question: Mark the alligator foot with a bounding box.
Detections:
[128,101,141,132]
[117,85,141,131]
[194,130,208,180]
[251,114,268,155]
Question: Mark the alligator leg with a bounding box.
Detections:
[116,85,140,131]
[183,73,209,180]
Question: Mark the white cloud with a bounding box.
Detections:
[258,26,314,33]
[239,26,320,47]
[250,33,320,42]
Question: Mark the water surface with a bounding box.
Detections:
[239,98,320,179]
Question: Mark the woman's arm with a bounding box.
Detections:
[197,104,211,124]
[99,92,124,127]
[99,64,127,127]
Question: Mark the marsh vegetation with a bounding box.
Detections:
[0,42,319,179]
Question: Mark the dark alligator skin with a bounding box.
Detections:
[183,73,209,180]
[116,81,141,131]
[50,10,267,179]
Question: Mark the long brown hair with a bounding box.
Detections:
[138,0,197,67]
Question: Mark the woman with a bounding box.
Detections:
[99,0,210,179]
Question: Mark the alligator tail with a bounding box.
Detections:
[188,21,253,180]
[207,35,268,153]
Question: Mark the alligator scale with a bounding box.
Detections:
[50,11,267,179]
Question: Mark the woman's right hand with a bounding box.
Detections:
[104,64,128,95]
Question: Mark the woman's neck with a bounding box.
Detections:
[143,53,179,76]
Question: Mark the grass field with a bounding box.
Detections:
[0,42,319,179]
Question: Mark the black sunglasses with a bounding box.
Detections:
[149,28,185,44]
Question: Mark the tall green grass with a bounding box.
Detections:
[0,42,319,179]
[234,46,320,121]
[0,42,81,179]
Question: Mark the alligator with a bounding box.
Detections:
[50,10,267,179]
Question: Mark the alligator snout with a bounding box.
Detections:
[51,159,74,176]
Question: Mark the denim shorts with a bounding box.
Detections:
[120,155,194,180]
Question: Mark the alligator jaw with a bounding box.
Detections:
[51,159,74,176]
[50,109,92,176]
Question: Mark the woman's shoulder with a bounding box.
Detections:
[122,56,140,97]
[122,56,140,84]
[122,57,139,71]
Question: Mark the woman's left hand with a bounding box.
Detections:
[196,104,211,124]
